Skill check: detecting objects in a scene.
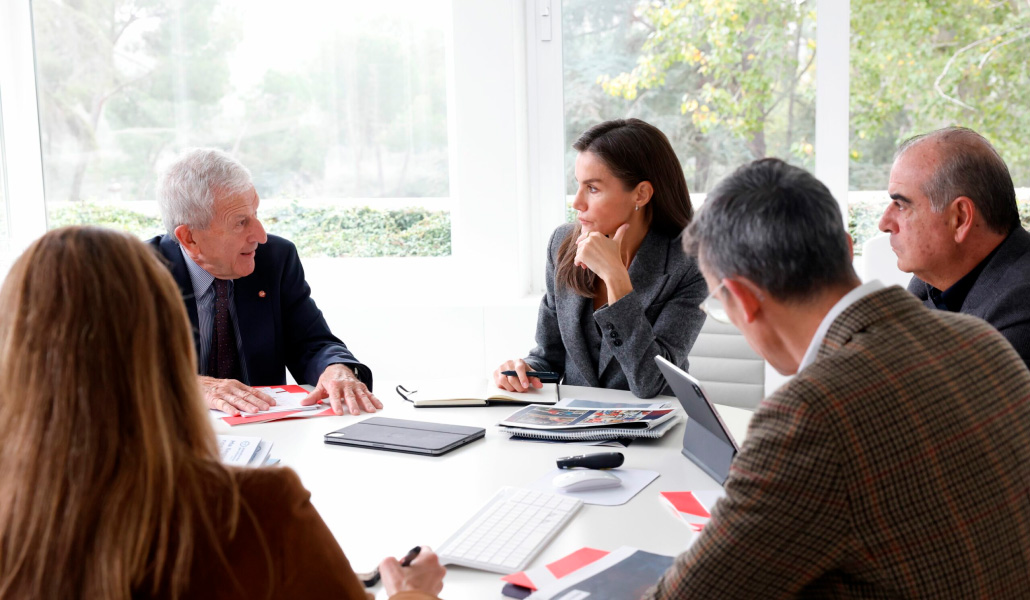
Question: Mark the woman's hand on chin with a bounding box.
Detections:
[574,223,630,280]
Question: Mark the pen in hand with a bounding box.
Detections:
[500,370,560,383]
[361,545,422,587]
[400,545,422,567]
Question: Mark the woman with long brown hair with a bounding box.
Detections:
[0,227,444,599]
[493,119,707,398]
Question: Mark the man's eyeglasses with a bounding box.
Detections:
[700,282,731,324]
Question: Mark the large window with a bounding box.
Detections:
[562,0,817,199]
[556,1,1030,251]
[848,0,1030,248]
[32,0,451,257]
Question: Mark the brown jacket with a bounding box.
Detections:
[177,466,439,600]
[646,286,1030,598]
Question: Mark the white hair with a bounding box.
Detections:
[157,148,254,235]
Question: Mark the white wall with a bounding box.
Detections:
[306,257,541,383]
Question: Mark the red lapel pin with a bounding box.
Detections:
[258,290,266,298]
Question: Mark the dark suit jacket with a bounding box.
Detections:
[148,234,371,388]
[646,286,1030,599]
[908,227,1030,369]
[525,223,708,398]
[157,467,437,600]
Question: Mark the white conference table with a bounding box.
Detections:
[211,383,754,599]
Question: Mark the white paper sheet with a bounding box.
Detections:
[245,439,274,466]
[217,435,261,466]
[215,386,321,418]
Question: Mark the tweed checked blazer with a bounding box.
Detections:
[645,286,1030,599]
[908,226,1030,369]
[525,223,708,398]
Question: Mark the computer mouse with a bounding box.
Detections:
[551,470,622,492]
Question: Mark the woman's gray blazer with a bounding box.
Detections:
[525,223,708,398]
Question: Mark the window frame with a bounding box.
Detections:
[0,0,48,261]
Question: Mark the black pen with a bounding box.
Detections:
[361,546,422,587]
[500,370,560,382]
[400,545,421,567]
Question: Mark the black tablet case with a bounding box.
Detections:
[324,417,485,456]
[654,356,739,485]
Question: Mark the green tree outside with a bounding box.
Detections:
[583,0,1030,248]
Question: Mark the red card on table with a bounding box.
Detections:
[659,490,725,531]
[501,547,610,591]
[661,491,711,519]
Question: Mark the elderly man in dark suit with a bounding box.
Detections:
[646,158,1030,598]
[879,126,1030,368]
[149,148,380,417]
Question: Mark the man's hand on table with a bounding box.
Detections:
[200,375,276,416]
[302,363,382,415]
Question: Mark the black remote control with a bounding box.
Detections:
[556,451,624,470]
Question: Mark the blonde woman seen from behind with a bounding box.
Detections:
[0,227,444,599]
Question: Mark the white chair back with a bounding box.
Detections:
[687,318,764,409]
[860,233,912,288]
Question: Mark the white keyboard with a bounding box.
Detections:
[437,487,582,574]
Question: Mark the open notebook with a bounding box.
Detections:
[396,378,559,408]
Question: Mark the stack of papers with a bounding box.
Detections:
[501,397,678,446]
[218,385,336,426]
[217,434,276,467]
[497,404,681,442]
[556,398,676,410]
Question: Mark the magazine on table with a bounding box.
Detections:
[499,405,677,431]
[553,397,676,410]
[497,405,681,441]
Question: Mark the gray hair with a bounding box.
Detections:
[157,148,254,235]
[895,127,1018,234]
[683,158,857,302]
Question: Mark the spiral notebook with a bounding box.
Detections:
[497,404,681,441]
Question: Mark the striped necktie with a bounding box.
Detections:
[208,278,240,380]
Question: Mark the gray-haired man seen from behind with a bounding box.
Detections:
[880,126,1030,368]
[149,148,381,417]
[644,158,1030,598]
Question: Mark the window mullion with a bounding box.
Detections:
[814,0,850,224]
[0,0,48,257]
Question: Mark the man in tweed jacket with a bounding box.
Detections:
[645,158,1030,598]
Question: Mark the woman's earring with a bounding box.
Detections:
[635,205,640,211]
